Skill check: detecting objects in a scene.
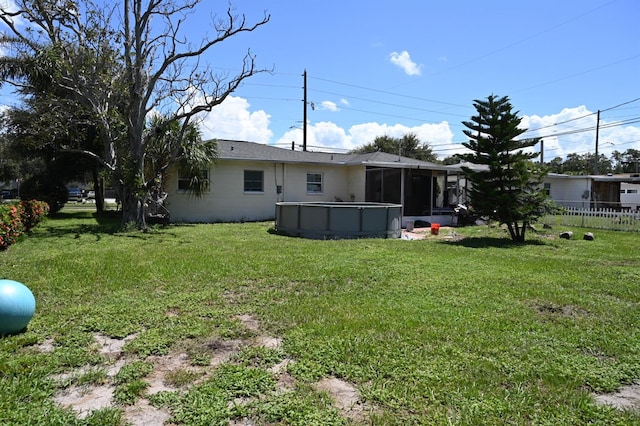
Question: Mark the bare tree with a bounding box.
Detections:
[0,0,270,228]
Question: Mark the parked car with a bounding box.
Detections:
[67,187,83,202]
[1,190,11,199]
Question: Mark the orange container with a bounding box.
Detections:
[430,223,440,235]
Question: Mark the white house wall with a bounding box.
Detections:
[544,175,592,208]
[621,182,640,210]
[167,160,366,223]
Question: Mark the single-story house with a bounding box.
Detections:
[166,139,454,226]
[444,164,640,212]
[543,173,640,210]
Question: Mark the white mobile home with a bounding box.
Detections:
[543,173,640,210]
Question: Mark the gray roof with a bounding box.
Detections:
[215,139,449,170]
[444,161,489,173]
[546,173,640,183]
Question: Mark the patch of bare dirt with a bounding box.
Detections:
[51,316,384,424]
[402,226,460,241]
[36,338,55,353]
[54,384,115,419]
[124,399,171,426]
[595,383,640,412]
[315,376,370,422]
[145,352,192,394]
[255,335,282,348]
[271,358,296,393]
[236,313,261,332]
[51,317,284,423]
[94,332,138,356]
[208,338,244,366]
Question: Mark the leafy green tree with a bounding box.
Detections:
[0,132,22,183]
[441,154,466,165]
[546,156,564,174]
[612,149,640,174]
[560,153,612,175]
[460,95,550,242]
[2,92,114,210]
[0,6,126,212]
[145,115,217,203]
[0,0,269,229]
[351,133,438,162]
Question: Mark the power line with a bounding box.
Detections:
[521,111,597,135]
[309,75,472,109]
[310,88,470,119]
[521,97,640,136]
[600,97,640,113]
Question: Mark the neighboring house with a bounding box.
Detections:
[544,173,640,210]
[166,139,452,225]
[446,165,640,212]
[543,174,592,208]
[620,182,640,210]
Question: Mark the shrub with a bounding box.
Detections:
[0,200,49,250]
[0,204,24,250]
[18,200,50,232]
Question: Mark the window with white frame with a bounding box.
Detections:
[244,170,264,192]
[306,172,323,193]
[543,182,551,196]
[178,168,209,191]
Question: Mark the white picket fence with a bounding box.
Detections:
[546,207,640,232]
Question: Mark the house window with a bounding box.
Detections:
[178,169,209,191]
[628,189,639,194]
[621,189,627,194]
[244,170,264,192]
[306,173,323,193]
[543,182,551,196]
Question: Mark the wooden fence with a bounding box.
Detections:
[544,207,640,232]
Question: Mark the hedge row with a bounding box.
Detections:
[0,200,50,251]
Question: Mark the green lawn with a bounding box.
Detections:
[1,211,639,425]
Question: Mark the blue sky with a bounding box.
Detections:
[2,0,639,161]
[196,0,640,160]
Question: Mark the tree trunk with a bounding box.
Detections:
[120,185,146,229]
[91,167,104,214]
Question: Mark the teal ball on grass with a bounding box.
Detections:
[0,279,36,335]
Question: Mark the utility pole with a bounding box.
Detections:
[303,70,308,152]
[594,110,600,174]
[539,139,544,164]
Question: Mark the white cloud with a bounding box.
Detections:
[197,97,640,162]
[199,96,272,144]
[276,122,352,151]
[276,120,455,155]
[320,101,338,112]
[389,51,422,76]
[349,122,456,158]
[340,98,349,106]
[520,106,640,160]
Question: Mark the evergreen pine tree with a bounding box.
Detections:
[461,95,550,242]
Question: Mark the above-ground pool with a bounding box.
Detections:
[275,202,402,239]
